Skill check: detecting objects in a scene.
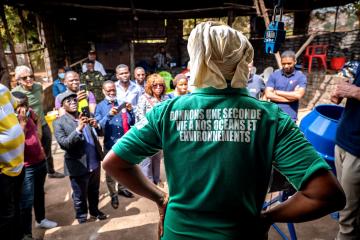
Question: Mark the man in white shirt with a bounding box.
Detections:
[114,64,142,109]
[133,67,146,94]
[82,50,106,76]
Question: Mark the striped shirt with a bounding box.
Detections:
[0,84,25,176]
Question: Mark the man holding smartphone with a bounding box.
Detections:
[95,81,136,208]
[54,91,106,224]
[55,71,97,117]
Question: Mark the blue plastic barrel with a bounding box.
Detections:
[299,104,344,174]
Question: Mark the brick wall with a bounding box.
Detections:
[300,74,347,109]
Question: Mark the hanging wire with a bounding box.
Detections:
[272,0,284,22]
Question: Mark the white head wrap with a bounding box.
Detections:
[187,21,254,89]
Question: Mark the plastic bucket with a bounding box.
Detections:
[299,104,344,174]
[45,111,58,134]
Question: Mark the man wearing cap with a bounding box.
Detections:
[82,50,106,76]
[102,22,345,239]
[53,91,106,224]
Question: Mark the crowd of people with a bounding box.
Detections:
[1,20,359,240]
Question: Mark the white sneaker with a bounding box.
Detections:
[35,218,58,229]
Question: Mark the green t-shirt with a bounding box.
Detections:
[112,87,330,240]
[12,83,46,126]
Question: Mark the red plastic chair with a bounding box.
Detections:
[303,45,328,73]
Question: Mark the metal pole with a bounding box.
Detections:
[334,6,339,32]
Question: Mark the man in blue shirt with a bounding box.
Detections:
[331,67,360,240]
[52,67,66,97]
[265,50,307,121]
[95,81,136,208]
[247,62,265,99]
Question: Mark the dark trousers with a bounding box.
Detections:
[104,148,126,196]
[20,161,47,236]
[0,169,25,240]
[69,167,101,221]
[41,123,55,174]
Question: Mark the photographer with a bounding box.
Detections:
[53,91,106,224]
[55,71,97,117]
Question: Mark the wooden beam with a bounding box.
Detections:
[39,2,246,15]
[223,3,255,10]
[0,5,18,66]
[4,47,45,55]
[257,0,270,27]
[295,33,317,59]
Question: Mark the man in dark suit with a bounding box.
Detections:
[53,91,106,224]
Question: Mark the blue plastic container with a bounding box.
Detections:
[299,104,344,174]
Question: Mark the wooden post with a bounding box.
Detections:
[255,0,282,69]
[295,33,317,59]
[37,16,53,82]
[18,8,34,73]
[0,34,10,88]
[227,9,234,27]
[0,5,17,67]
[129,41,135,80]
[334,6,339,32]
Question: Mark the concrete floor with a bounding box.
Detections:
[33,116,340,240]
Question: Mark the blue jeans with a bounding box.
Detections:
[20,160,47,236]
[69,167,101,222]
[0,169,24,240]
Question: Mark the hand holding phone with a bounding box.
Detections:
[117,102,126,111]
[79,84,87,92]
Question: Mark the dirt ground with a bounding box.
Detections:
[32,108,341,240]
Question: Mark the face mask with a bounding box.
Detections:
[105,95,115,102]
[58,73,65,79]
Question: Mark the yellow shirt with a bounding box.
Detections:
[0,84,24,176]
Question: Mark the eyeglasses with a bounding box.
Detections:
[152,84,164,88]
[64,97,78,104]
[18,75,34,81]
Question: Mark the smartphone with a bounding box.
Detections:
[81,106,91,118]
[79,83,87,92]
[117,102,126,111]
